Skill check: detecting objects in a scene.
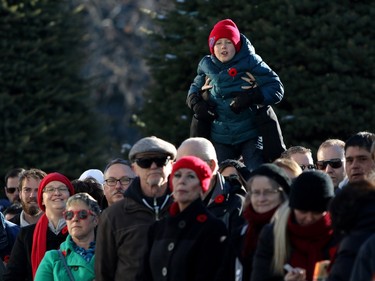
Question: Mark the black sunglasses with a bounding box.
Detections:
[316,159,343,170]
[63,209,95,221]
[300,164,316,171]
[135,156,171,169]
[5,187,18,194]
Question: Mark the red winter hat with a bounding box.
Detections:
[37,172,75,211]
[171,156,212,192]
[208,19,241,54]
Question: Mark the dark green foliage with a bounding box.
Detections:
[0,0,110,179]
[139,0,375,153]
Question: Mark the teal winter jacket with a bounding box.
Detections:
[189,34,283,145]
[34,235,95,281]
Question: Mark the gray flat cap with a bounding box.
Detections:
[129,136,177,161]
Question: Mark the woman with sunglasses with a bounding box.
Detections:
[35,193,100,281]
[4,172,75,281]
[137,156,228,281]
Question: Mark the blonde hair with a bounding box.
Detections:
[271,201,291,275]
[273,158,302,178]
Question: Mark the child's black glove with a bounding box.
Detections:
[229,88,264,114]
[187,92,217,122]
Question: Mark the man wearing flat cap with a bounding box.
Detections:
[95,136,176,281]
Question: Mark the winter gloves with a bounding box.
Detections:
[187,91,217,122]
[188,86,264,120]
[229,87,264,114]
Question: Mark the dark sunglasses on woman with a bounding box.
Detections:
[63,209,95,221]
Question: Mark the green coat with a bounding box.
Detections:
[34,235,95,281]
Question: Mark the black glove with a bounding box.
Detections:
[229,87,264,114]
[187,92,217,122]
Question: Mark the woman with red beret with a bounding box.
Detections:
[4,172,74,281]
[137,156,228,281]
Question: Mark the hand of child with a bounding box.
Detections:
[201,77,213,91]
[241,72,257,89]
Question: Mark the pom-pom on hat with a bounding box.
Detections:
[289,170,334,213]
[171,156,212,192]
[208,19,241,54]
[248,163,292,195]
[38,172,75,211]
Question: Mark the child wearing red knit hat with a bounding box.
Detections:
[187,18,285,171]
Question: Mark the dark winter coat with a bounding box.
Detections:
[204,173,245,237]
[349,233,375,281]
[95,177,173,281]
[328,205,375,281]
[0,212,19,262]
[3,223,67,281]
[189,34,283,145]
[252,214,336,281]
[138,199,228,281]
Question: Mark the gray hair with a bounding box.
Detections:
[66,192,101,216]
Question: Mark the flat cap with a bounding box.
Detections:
[129,136,177,161]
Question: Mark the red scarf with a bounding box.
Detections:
[288,213,333,281]
[31,214,68,277]
[242,205,278,256]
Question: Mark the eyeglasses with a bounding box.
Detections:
[63,209,95,221]
[5,187,18,194]
[135,156,171,169]
[300,164,316,171]
[43,186,69,194]
[250,188,281,197]
[316,159,343,170]
[104,177,134,187]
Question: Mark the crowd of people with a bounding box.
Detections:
[0,131,374,281]
[1,18,375,281]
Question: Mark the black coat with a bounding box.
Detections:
[204,173,245,238]
[328,205,375,281]
[139,199,228,281]
[3,224,68,281]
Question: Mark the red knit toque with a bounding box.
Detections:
[208,19,241,54]
[171,156,212,192]
[37,172,75,211]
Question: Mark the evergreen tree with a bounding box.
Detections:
[139,0,375,152]
[0,0,111,178]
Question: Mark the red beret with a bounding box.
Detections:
[208,19,241,54]
[171,156,212,192]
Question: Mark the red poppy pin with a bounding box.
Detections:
[214,194,225,204]
[61,250,67,257]
[196,214,207,223]
[228,68,237,78]
[62,226,68,235]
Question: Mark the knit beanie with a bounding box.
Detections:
[208,19,241,54]
[248,163,291,195]
[171,156,212,192]
[37,172,75,211]
[219,159,251,181]
[289,170,334,212]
